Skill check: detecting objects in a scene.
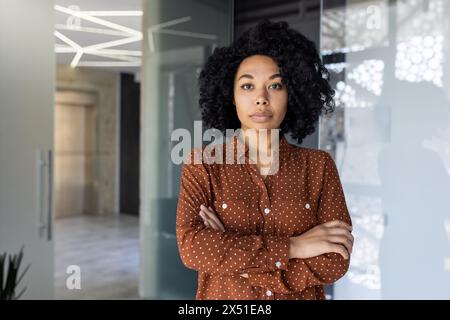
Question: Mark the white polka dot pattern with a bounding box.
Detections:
[176,134,352,300]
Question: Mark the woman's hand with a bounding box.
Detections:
[199,204,225,232]
[199,204,248,279]
[289,220,353,260]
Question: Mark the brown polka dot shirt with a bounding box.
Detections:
[176,133,352,300]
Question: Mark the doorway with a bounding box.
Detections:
[53,85,139,299]
[54,90,98,218]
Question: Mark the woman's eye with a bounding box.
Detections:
[241,83,253,90]
[269,83,283,90]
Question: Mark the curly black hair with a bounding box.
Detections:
[198,19,335,144]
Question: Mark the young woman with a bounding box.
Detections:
[176,20,353,300]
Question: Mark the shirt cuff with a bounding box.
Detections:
[265,235,290,271]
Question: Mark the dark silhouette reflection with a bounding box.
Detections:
[376,81,450,299]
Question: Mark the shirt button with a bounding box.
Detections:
[266,290,273,297]
[222,203,227,209]
[275,261,282,268]
[305,203,310,209]
[264,208,271,214]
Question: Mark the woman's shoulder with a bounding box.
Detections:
[287,143,332,164]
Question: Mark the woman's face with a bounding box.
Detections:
[233,55,288,132]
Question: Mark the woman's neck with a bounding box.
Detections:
[240,127,279,165]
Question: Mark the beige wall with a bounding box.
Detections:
[56,65,119,216]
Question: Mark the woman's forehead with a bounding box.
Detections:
[236,55,280,77]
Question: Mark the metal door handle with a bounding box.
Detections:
[36,149,46,238]
[35,148,53,241]
[47,149,53,241]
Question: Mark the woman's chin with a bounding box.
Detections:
[243,126,279,133]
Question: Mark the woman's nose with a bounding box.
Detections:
[255,97,269,106]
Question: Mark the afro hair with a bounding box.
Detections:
[198,19,335,144]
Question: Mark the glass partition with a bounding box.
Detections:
[140,0,233,299]
[320,0,450,299]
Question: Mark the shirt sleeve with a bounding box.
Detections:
[246,152,352,294]
[176,148,291,276]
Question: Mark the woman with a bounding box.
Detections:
[176,20,353,300]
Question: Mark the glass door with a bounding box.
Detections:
[0,0,55,299]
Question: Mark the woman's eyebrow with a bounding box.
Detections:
[269,73,282,79]
[238,73,282,80]
[238,74,254,80]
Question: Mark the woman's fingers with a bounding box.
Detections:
[322,221,354,254]
[202,216,217,230]
[323,223,354,255]
[327,243,349,260]
[200,211,212,228]
[209,219,224,232]
[200,205,225,231]
[323,220,352,232]
[200,205,222,226]
[327,228,354,245]
[203,215,220,231]
[327,227,353,237]
[200,211,214,228]
[327,235,353,254]
[199,210,224,232]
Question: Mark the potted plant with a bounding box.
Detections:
[0,246,30,300]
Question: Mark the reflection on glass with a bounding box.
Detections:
[321,0,389,55]
[396,36,443,86]
[395,0,445,87]
[348,60,384,96]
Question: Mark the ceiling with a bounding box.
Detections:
[54,0,142,73]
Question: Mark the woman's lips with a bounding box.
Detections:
[250,114,272,122]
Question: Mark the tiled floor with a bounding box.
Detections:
[54,214,140,299]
